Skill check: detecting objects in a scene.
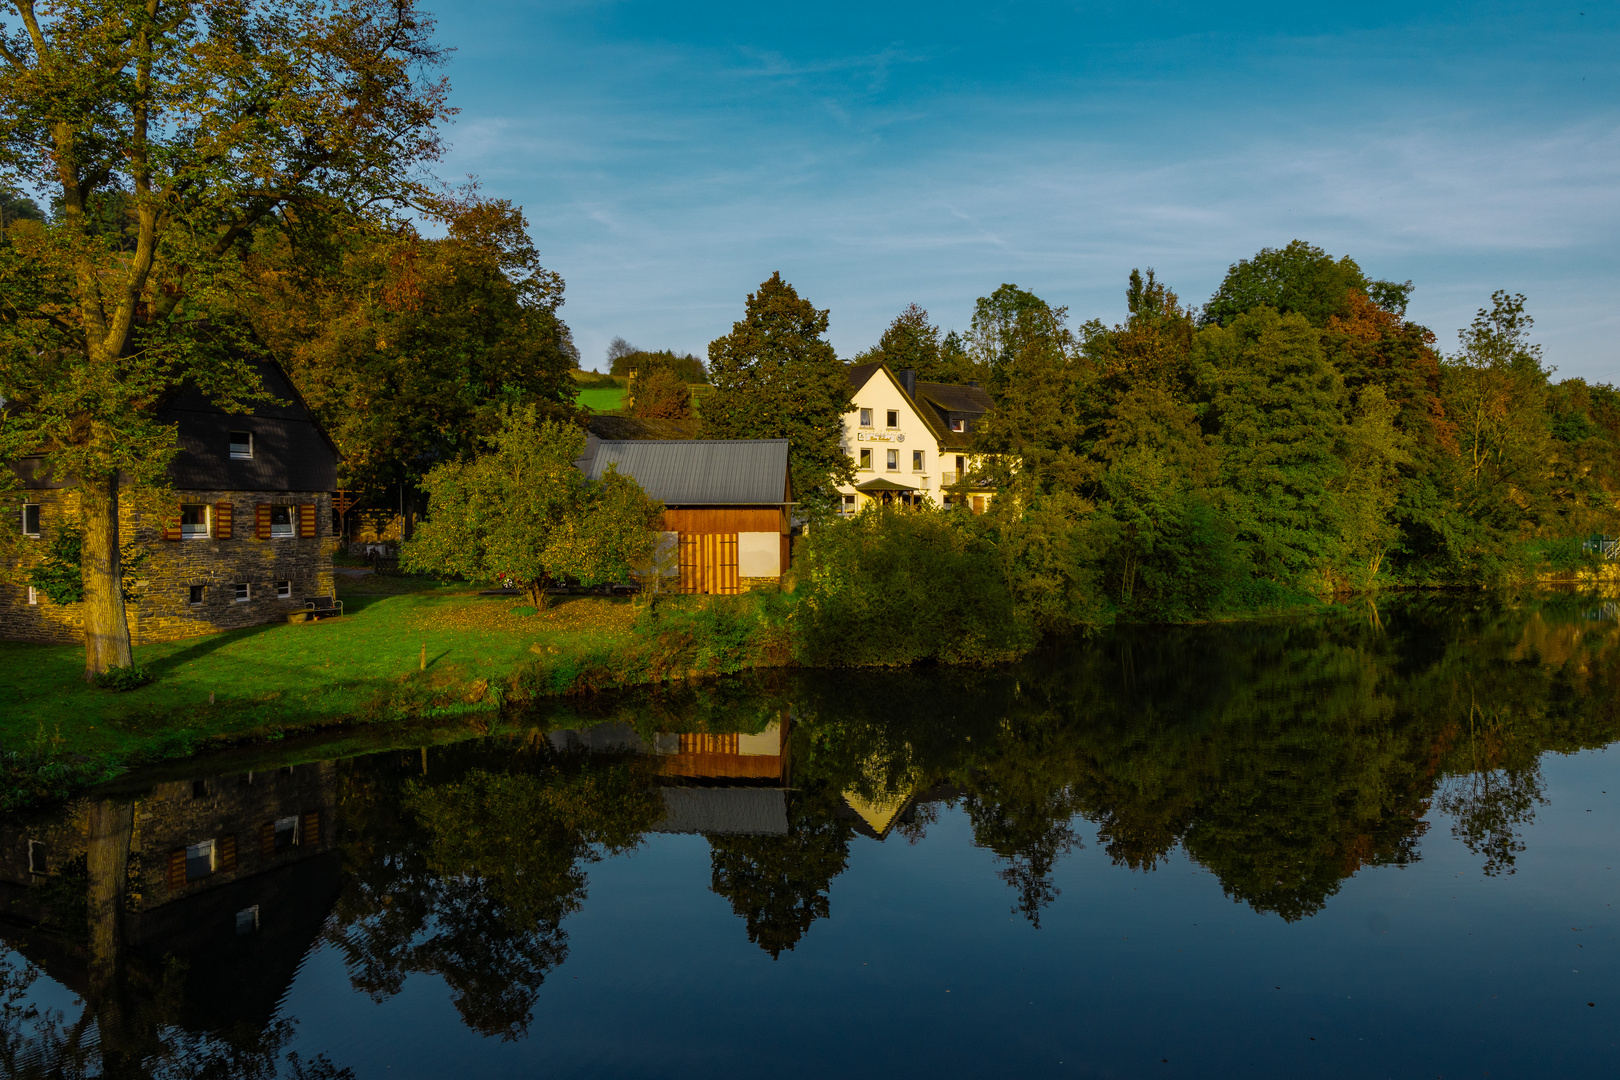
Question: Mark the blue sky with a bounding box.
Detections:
[429,1,1620,381]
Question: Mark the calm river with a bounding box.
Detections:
[3,594,1617,1078]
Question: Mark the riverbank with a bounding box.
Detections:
[0,574,794,809]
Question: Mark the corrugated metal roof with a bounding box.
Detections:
[587,439,790,505]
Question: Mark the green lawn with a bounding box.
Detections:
[575,387,626,412]
[1,575,640,773]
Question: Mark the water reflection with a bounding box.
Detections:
[1,593,1617,1072]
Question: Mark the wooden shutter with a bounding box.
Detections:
[298,503,317,538]
[259,821,275,860]
[162,507,183,542]
[716,534,739,593]
[166,848,187,891]
[214,502,233,540]
[301,810,321,847]
[218,834,237,873]
[678,534,700,594]
[255,503,271,539]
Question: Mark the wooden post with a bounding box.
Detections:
[420,643,426,671]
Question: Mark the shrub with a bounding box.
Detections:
[94,664,153,691]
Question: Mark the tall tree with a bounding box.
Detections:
[704,272,854,517]
[1203,240,1373,328]
[0,0,449,675]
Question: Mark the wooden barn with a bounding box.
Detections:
[585,438,792,594]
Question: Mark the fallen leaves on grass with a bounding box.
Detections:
[418,596,638,637]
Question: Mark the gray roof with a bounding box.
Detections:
[649,788,788,836]
[587,439,790,505]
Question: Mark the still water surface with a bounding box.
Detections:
[3,595,1618,1078]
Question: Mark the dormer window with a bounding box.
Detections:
[229,431,253,459]
[950,418,965,433]
[859,408,872,428]
[886,410,899,428]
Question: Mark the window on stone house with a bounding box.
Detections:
[189,585,204,605]
[859,448,871,470]
[859,408,872,427]
[22,503,40,537]
[27,586,38,605]
[913,450,924,472]
[276,581,291,599]
[269,505,294,538]
[28,841,46,874]
[180,504,209,539]
[185,839,216,881]
[229,431,253,459]
[950,418,965,432]
[236,905,260,935]
[886,409,899,428]
[886,449,899,471]
[274,815,299,852]
[235,583,251,602]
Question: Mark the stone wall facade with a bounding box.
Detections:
[2,488,335,645]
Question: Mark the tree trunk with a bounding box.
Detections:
[531,579,551,611]
[81,475,133,678]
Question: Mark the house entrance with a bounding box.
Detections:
[678,533,740,595]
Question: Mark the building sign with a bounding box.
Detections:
[855,432,905,443]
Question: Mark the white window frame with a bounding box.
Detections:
[229,430,253,459]
[886,409,899,428]
[841,494,856,514]
[180,503,210,540]
[275,580,291,599]
[28,840,46,875]
[186,839,216,881]
[27,585,38,606]
[912,450,925,472]
[21,503,40,538]
[269,504,295,539]
[859,448,872,471]
[886,449,899,472]
[950,418,965,432]
[236,905,260,935]
[858,408,872,428]
[235,583,251,603]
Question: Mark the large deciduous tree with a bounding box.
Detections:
[704,272,854,518]
[0,0,450,676]
[400,407,663,608]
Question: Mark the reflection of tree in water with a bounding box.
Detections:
[1436,767,1546,876]
[326,746,661,1039]
[707,787,852,958]
[0,951,352,1080]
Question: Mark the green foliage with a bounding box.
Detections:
[93,663,153,691]
[793,505,1032,665]
[608,346,707,383]
[27,527,84,605]
[402,407,662,604]
[704,273,854,518]
[1201,240,1370,328]
[628,364,692,419]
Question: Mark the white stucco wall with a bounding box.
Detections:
[738,531,781,577]
[838,369,939,508]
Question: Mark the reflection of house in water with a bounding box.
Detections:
[546,718,792,835]
[0,763,339,1042]
[839,784,958,841]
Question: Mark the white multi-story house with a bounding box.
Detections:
[836,362,996,514]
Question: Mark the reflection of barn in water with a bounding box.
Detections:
[546,716,792,835]
[0,763,339,1046]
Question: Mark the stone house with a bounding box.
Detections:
[3,361,339,644]
[837,361,996,513]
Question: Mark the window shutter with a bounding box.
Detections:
[301,810,320,846]
[218,833,237,873]
[162,507,183,542]
[259,821,275,860]
[255,503,271,540]
[166,848,187,891]
[298,503,317,538]
[214,502,233,540]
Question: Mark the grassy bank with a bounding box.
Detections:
[0,574,793,809]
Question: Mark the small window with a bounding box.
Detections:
[27,585,38,606]
[269,505,294,538]
[886,449,899,472]
[955,455,966,472]
[886,409,899,428]
[859,408,872,428]
[859,448,871,471]
[180,504,209,539]
[236,905,260,935]
[842,494,856,513]
[21,503,40,537]
[28,840,46,875]
[185,839,216,881]
[950,418,965,433]
[275,581,291,600]
[235,583,251,603]
[274,815,299,852]
[912,450,924,472]
[192,779,208,799]
[229,431,253,459]
[188,584,204,605]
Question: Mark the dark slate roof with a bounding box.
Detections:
[915,381,993,415]
[844,360,995,452]
[157,361,339,492]
[847,361,882,392]
[648,788,788,836]
[587,439,790,505]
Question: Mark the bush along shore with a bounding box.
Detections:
[5,505,1616,811]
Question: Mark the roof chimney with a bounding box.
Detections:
[899,368,917,398]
